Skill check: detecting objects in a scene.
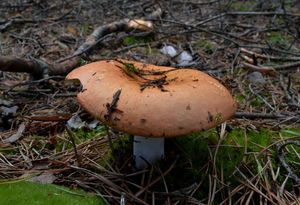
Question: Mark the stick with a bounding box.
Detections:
[235,112,300,124]
[0,7,162,78]
[104,89,122,150]
[240,48,300,61]
[277,140,300,186]
[65,126,81,166]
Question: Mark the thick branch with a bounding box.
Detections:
[0,56,40,74]
[0,7,162,78]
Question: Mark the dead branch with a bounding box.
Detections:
[173,0,219,6]
[279,75,300,109]
[234,112,300,122]
[0,10,73,32]
[227,11,300,17]
[241,62,276,74]
[66,126,81,166]
[240,48,300,73]
[241,60,300,73]
[272,61,300,71]
[1,123,26,144]
[0,56,49,78]
[0,7,162,78]
[240,48,300,61]
[277,140,300,186]
[0,49,80,78]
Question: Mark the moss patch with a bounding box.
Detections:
[123,33,155,46]
[73,126,108,142]
[0,181,106,205]
[194,39,215,54]
[91,127,299,203]
[230,0,255,11]
[266,32,295,50]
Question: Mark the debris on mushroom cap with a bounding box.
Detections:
[66,60,236,137]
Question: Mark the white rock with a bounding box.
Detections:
[87,119,99,129]
[247,71,266,85]
[67,115,86,129]
[160,45,177,57]
[176,51,193,66]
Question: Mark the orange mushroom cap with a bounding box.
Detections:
[66,60,236,137]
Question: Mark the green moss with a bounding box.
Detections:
[235,94,246,103]
[227,129,273,153]
[123,33,155,46]
[175,130,215,168]
[52,126,108,153]
[97,127,299,202]
[97,135,133,167]
[98,149,113,167]
[194,40,215,54]
[172,128,274,181]
[119,61,141,77]
[79,24,93,35]
[0,181,106,205]
[281,0,296,12]
[230,1,254,11]
[274,17,286,25]
[73,126,108,142]
[99,49,112,57]
[79,58,89,66]
[266,32,294,50]
[250,97,263,107]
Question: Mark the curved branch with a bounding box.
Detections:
[0,56,45,78]
[277,140,300,186]
[0,7,162,78]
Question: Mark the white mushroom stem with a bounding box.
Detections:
[133,136,164,169]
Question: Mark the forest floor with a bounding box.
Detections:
[0,0,300,204]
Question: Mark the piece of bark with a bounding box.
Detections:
[2,123,26,144]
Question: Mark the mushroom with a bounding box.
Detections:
[66,60,236,168]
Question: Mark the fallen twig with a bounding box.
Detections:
[248,84,275,111]
[227,11,300,17]
[277,140,300,186]
[65,126,81,166]
[235,112,296,120]
[1,123,26,144]
[0,10,73,32]
[240,48,300,61]
[241,59,300,73]
[241,62,276,74]
[0,7,162,78]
